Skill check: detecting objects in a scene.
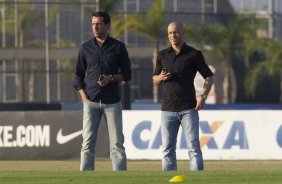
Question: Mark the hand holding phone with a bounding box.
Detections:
[98,75,104,81]
[98,75,105,87]
[161,68,171,81]
[162,68,168,74]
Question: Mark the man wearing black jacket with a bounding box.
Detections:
[74,11,131,171]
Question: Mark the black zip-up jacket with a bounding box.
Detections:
[73,36,131,104]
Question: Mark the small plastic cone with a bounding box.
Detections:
[169,175,187,182]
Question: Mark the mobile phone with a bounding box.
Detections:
[98,75,104,81]
[162,68,168,73]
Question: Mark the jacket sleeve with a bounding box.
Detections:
[117,42,131,82]
[73,46,86,90]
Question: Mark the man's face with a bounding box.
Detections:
[167,23,184,46]
[92,16,109,39]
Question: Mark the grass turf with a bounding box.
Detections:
[0,160,281,184]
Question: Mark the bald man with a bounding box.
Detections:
[152,22,214,171]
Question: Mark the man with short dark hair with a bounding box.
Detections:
[74,11,131,171]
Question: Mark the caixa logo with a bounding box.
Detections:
[132,121,249,150]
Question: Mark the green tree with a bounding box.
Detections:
[112,0,166,102]
[244,37,282,98]
[186,15,264,103]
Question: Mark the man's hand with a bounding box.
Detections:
[98,75,112,87]
[153,70,172,85]
[195,95,206,110]
[79,89,88,102]
[161,71,172,81]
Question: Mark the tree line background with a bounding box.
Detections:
[0,0,281,105]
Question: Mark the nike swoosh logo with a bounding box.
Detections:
[56,129,82,144]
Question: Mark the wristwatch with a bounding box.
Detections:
[201,94,208,100]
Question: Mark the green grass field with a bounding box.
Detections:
[0,160,282,184]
